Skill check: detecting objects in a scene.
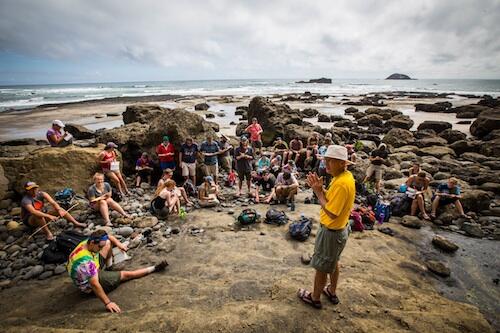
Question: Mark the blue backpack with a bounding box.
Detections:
[289,217,312,241]
[374,200,391,223]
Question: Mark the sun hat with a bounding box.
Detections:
[324,145,355,164]
[53,120,65,128]
[105,142,118,149]
[24,181,40,190]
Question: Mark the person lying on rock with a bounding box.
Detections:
[198,176,220,207]
[67,229,168,313]
[46,119,72,147]
[284,136,303,165]
[363,143,388,194]
[430,177,471,219]
[254,170,276,204]
[298,145,355,309]
[135,152,153,187]
[274,171,299,210]
[21,182,85,240]
[405,172,431,220]
[97,142,129,196]
[88,173,130,226]
[157,169,193,206]
[153,179,181,216]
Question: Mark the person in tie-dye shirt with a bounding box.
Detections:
[67,230,168,313]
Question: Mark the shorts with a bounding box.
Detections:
[204,163,218,177]
[276,185,297,199]
[251,140,262,149]
[311,224,349,273]
[366,164,383,181]
[237,170,252,181]
[137,169,151,179]
[160,161,176,171]
[181,162,196,177]
[98,270,121,293]
[432,195,458,206]
[220,156,233,171]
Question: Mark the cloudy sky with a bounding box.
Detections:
[0,0,499,84]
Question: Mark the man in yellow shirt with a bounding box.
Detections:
[298,145,355,309]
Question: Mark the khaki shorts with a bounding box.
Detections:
[98,270,121,292]
[219,156,232,171]
[181,162,196,177]
[276,185,297,199]
[366,164,383,181]
[204,163,218,178]
[311,225,349,273]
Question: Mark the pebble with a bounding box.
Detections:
[38,271,53,280]
[24,265,44,279]
[426,260,451,277]
[227,209,235,215]
[54,265,66,275]
[6,244,20,254]
[432,235,459,252]
[301,253,312,265]
[117,226,134,237]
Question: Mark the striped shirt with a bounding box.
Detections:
[67,240,100,293]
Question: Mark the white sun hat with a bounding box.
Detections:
[53,119,65,128]
[324,145,355,164]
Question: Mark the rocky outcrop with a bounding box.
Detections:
[122,104,164,124]
[0,146,105,195]
[450,105,489,119]
[317,113,331,122]
[470,108,500,138]
[357,114,384,127]
[461,190,491,213]
[417,146,456,158]
[415,102,452,113]
[344,107,359,114]
[296,78,332,84]
[194,103,210,111]
[65,124,95,140]
[386,73,412,80]
[365,108,401,120]
[417,121,452,133]
[383,128,414,148]
[477,95,500,108]
[301,108,319,117]
[439,129,466,144]
[385,115,414,130]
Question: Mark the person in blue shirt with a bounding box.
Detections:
[200,135,220,183]
[430,177,470,219]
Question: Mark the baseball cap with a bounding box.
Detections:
[53,120,65,128]
[24,181,39,191]
[105,142,118,149]
[205,175,214,183]
[324,145,355,164]
[240,135,248,142]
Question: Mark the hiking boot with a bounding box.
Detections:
[154,260,169,272]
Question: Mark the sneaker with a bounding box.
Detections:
[154,260,169,272]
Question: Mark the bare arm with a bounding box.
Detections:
[90,275,121,313]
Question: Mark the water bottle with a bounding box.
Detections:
[378,212,385,224]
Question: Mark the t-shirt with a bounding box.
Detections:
[437,183,460,196]
[156,143,175,162]
[274,142,289,151]
[320,171,355,230]
[21,192,46,221]
[318,145,328,169]
[136,157,152,168]
[234,146,254,173]
[217,141,232,157]
[200,141,220,165]
[256,157,271,171]
[370,149,388,166]
[246,124,263,142]
[290,139,303,151]
[180,143,199,163]
[88,183,112,199]
[257,175,276,192]
[67,240,100,293]
[276,172,298,186]
[46,128,62,146]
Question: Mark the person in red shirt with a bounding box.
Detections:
[245,117,263,153]
[156,135,176,171]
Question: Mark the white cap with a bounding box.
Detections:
[53,119,65,128]
[324,145,355,164]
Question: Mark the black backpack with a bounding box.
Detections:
[56,230,87,256]
[289,216,313,241]
[265,209,288,225]
[41,241,68,264]
[390,193,411,217]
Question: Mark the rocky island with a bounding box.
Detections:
[386,73,413,80]
[296,77,332,84]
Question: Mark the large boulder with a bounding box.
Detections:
[0,145,105,195]
[470,108,500,138]
[477,96,500,108]
[439,129,466,144]
[461,190,491,213]
[65,123,95,140]
[357,114,384,127]
[383,128,414,148]
[417,146,456,158]
[0,164,8,200]
[415,103,451,113]
[301,108,319,117]
[317,113,331,122]
[449,139,482,156]
[247,97,303,145]
[417,121,452,133]
[194,103,209,111]
[385,115,414,130]
[450,105,489,119]
[415,136,448,148]
[122,104,164,124]
[364,108,401,120]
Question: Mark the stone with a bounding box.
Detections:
[300,108,318,117]
[461,190,491,213]
[116,226,134,237]
[205,113,215,119]
[417,146,456,158]
[415,136,448,148]
[415,103,450,113]
[344,107,359,114]
[64,123,95,139]
[10,207,21,216]
[0,164,8,200]
[38,271,53,280]
[194,103,210,111]
[383,128,414,148]
[479,182,500,194]
[426,260,451,277]
[385,115,414,130]
[401,216,422,229]
[133,216,159,228]
[54,265,66,275]
[450,105,490,118]
[461,222,484,238]
[357,114,384,127]
[301,253,312,265]
[6,244,21,254]
[417,121,452,133]
[470,108,500,138]
[25,265,44,279]
[439,129,466,144]
[432,235,459,252]
[317,113,331,122]
[106,112,121,117]
[122,104,164,124]
[6,221,20,231]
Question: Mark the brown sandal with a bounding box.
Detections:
[297,288,322,309]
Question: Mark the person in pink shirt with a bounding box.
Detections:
[245,117,263,153]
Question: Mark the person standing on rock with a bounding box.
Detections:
[363,143,388,194]
[88,173,130,226]
[135,152,153,187]
[245,117,263,154]
[67,229,168,313]
[430,177,471,219]
[21,182,85,240]
[234,136,254,197]
[298,145,355,309]
[46,119,72,147]
[200,135,221,183]
[156,135,176,171]
[179,137,199,185]
[97,142,129,196]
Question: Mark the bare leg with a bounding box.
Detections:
[106,172,123,194]
[106,198,129,217]
[97,200,112,225]
[455,200,465,215]
[411,198,418,216]
[116,172,129,194]
[29,216,53,240]
[417,195,429,218]
[328,262,340,294]
[61,211,85,228]
[136,175,141,187]
[431,196,441,216]
[312,270,328,302]
[246,178,251,194]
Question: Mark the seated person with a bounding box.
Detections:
[97,142,129,196]
[254,170,276,204]
[157,169,193,206]
[275,171,299,210]
[152,179,181,217]
[67,230,168,313]
[408,162,421,176]
[21,181,85,240]
[198,176,220,207]
[255,152,271,174]
[270,154,282,175]
[304,133,320,170]
[47,119,72,147]
[135,152,153,187]
[431,177,471,219]
[346,144,357,164]
[284,136,303,164]
[405,172,430,220]
[283,160,298,177]
[317,138,333,184]
[88,173,129,226]
[272,137,289,161]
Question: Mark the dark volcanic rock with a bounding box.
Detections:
[451,105,489,119]
[385,115,414,130]
[432,235,459,252]
[439,129,466,144]
[344,107,359,114]
[415,103,452,113]
[383,128,414,148]
[317,113,331,122]
[0,138,37,146]
[123,104,164,124]
[194,103,210,111]
[65,123,95,140]
[357,114,384,127]
[296,78,332,84]
[386,73,412,80]
[301,108,319,117]
[470,108,500,138]
[477,96,500,108]
[417,121,452,133]
[426,260,451,277]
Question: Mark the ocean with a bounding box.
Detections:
[1,78,500,112]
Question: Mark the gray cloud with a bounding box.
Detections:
[0,0,499,80]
